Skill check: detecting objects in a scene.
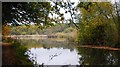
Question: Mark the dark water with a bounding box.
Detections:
[77,48,120,65]
[19,38,120,65]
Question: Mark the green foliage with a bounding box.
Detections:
[12,40,33,65]
[10,23,78,42]
[2,2,51,26]
[10,24,69,35]
[63,27,78,41]
[78,19,118,47]
[2,2,71,27]
[77,2,118,47]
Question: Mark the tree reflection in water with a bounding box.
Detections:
[77,47,120,65]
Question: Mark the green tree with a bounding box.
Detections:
[2,2,51,26]
[113,1,120,47]
[77,2,118,47]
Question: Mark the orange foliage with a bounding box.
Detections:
[2,24,9,36]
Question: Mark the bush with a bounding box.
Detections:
[12,40,33,65]
[63,27,75,33]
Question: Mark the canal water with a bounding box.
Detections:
[18,38,120,65]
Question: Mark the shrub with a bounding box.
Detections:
[12,40,33,65]
[63,27,75,33]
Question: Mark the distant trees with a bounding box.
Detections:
[10,24,69,35]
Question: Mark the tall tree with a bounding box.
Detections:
[77,2,118,47]
[114,1,120,46]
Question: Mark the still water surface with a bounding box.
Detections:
[18,38,120,65]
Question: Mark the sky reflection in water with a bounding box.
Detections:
[25,47,81,65]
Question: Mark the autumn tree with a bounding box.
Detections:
[2,23,9,36]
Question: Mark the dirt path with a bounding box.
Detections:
[0,42,18,65]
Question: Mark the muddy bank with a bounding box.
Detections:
[77,45,120,51]
[1,42,18,65]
